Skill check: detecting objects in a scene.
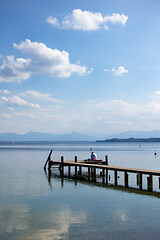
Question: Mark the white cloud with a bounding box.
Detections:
[112,66,128,76]
[46,16,60,27]
[1,97,160,136]
[47,9,128,31]
[0,89,11,94]
[2,114,12,119]
[0,39,90,83]
[19,90,63,103]
[1,95,40,108]
[0,55,30,83]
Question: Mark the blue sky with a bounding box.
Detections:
[0,0,160,137]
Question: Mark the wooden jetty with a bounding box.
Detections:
[44,150,160,192]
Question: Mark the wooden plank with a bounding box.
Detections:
[58,161,160,176]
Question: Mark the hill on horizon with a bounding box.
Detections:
[0,131,94,141]
[107,130,160,139]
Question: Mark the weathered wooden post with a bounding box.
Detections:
[124,171,128,188]
[147,174,153,192]
[106,169,108,185]
[68,165,71,177]
[75,156,77,177]
[79,166,82,175]
[137,173,139,186]
[137,173,142,189]
[115,170,118,186]
[43,150,53,171]
[102,168,105,184]
[61,156,64,176]
[139,173,142,190]
[105,155,108,165]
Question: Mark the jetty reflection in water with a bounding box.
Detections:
[45,168,160,198]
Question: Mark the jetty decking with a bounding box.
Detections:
[44,150,160,192]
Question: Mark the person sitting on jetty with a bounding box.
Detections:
[91,152,98,161]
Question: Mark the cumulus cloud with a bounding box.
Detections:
[0,39,89,83]
[47,9,128,31]
[1,95,40,108]
[112,66,128,76]
[0,56,30,83]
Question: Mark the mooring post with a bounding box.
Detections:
[61,156,64,176]
[105,155,108,165]
[106,169,108,185]
[79,166,82,175]
[137,173,139,186]
[75,156,77,177]
[124,171,128,188]
[68,165,71,177]
[102,168,105,184]
[115,170,118,186]
[139,173,142,190]
[147,174,153,192]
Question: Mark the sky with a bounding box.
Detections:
[0,0,160,138]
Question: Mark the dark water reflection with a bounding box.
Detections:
[1,142,160,239]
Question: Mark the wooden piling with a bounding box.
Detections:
[105,155,108,165]
[79,166,82,175]
[68,165,71,177]
[75,156,77,177]
[147,174,153,191]
[106,169,108,185]
[139,173,142,190]
[102,168,105,184]
[115,170,118,186]
[61,156,64,176]
[124,172,128,188]
[137,173,139,186]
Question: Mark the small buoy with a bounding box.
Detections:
[154,150,157,156]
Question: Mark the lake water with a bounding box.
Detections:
[1,142,160,240]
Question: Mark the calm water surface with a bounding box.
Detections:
[1,142,160,240]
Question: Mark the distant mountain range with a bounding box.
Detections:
[1,130,160,142]
[0,131,94,141]
[107,130,160,139]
